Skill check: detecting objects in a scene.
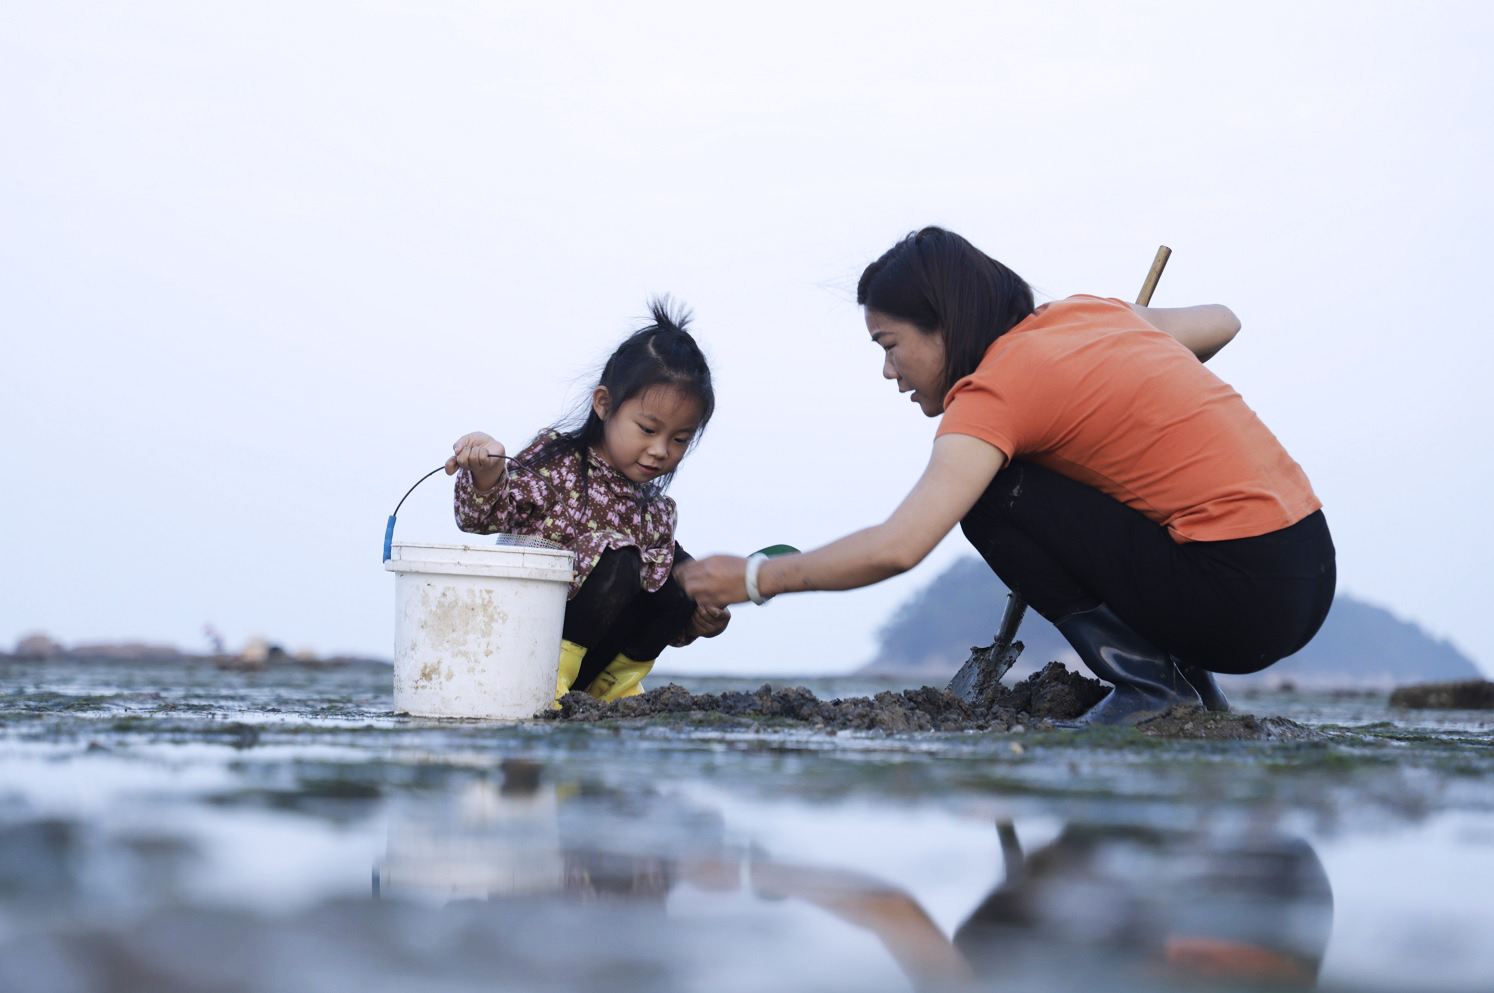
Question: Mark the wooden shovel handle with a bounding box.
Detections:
[1136,245,1171,307]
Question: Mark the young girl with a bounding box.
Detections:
[443,300,729,703]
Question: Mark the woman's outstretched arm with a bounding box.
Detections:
[676,434,1006,607]
[1131,303,1240,362]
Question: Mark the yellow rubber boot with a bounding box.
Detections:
[586,654,655,701]
[552,639,587,709]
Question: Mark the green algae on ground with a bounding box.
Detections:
[1132,706,1318,741]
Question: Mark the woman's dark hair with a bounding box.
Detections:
[857,227,1034,398]
[534,297,713,498]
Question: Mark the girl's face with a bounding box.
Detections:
[866,308,947,417]
[592,384,703,483]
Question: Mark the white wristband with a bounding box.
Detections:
[744,553,771,606]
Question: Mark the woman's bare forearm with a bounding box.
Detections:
[758,524,913,597]
[1132,303,1241,361]
[758,435,1008,598]
[675,436,1006,607]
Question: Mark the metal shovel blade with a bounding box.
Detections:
[947,637,1022,707]
[947,594,1028,709]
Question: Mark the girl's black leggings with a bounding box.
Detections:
[961,461,1337,675]
[562,545,696,689]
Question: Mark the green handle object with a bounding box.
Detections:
[744,544,798,606]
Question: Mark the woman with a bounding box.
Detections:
[677,227,1335,725]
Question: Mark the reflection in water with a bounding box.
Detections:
[375,760,1333,991]
[953,823,1334,988]
[377,759,736,906]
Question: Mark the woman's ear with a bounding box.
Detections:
[591,386,611,420]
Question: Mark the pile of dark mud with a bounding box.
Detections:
[552,662,1316,740]
[552,662,1107,732]
[1389,679,1494,710]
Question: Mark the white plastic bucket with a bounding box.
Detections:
[384,538,575,719]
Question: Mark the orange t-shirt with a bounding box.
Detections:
[936,295,1321,543]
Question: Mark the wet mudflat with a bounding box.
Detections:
[2,657,1492,993]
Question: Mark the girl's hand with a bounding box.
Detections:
[695,604,731,638]
[445,432,507,491]
[670,604,731,647]
[675,555,749,609]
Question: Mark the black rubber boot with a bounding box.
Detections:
[1055,604,1203,726]
[1173,658,1231,713]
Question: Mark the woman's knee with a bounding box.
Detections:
[959,462,1030,552]
[959,461,1072,544]
[965,460,1029,520]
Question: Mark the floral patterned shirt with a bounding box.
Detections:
[453,432,679,599]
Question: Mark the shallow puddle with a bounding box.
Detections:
[1,658,1491,992]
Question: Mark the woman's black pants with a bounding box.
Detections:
[960,461,1336,675]
[561,546,696,690]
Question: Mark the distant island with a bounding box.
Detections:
[860,557,1483,688]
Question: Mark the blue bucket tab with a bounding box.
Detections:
[382,515,396,563]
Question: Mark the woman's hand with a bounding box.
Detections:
[445,432,507,491]
[670,604,732,647]
[675,555,749,609]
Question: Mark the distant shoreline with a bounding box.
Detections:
[0,649,390,668]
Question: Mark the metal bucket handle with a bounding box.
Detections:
[382,457,532,562]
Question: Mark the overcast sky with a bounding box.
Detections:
[4,1,1491,677]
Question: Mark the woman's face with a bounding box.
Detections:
[866,308,947,417]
